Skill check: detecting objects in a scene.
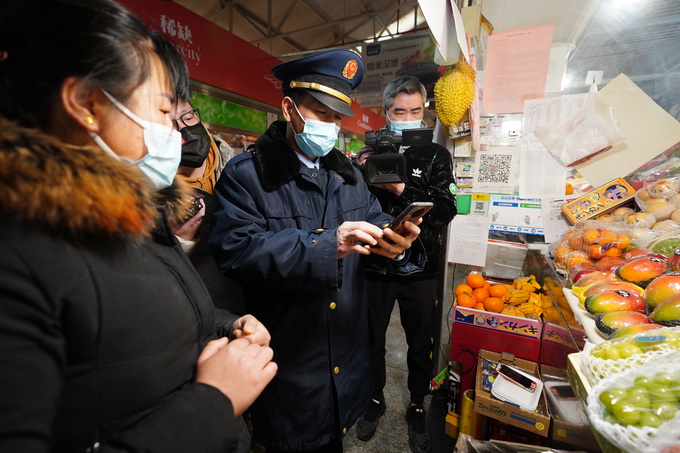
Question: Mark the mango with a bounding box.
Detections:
[644,273,680,310]
[649,294,680,326]
[584,290,648,315]
[595,311,651,337]
[616,256,668,288]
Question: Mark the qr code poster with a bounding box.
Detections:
[472,142,518,194]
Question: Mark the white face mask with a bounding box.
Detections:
[89,90,182,190]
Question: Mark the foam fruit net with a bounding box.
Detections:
[586,351,680,453]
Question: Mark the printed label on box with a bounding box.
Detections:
[454,306,542,338]
[561,177,635,223]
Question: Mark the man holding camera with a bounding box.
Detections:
[355,76,457,453]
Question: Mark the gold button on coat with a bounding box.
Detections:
[333,366,340,374]
[342,427,347,435]
[329,302,336,309]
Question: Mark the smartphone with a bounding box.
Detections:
[182,196,204,222]
[387,202,433,235]
[496,364,537,393]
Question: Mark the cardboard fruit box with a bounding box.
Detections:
[561,177,635,224]
[474,350,551,437]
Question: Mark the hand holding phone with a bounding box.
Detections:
[386,202,433,235]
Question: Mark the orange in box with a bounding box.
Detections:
[561,177,635,224]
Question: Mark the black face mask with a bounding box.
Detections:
[180,123,211,168]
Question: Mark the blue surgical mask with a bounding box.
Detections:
[88,90,182,190]
[293,103,339,157]
[388,114,423,134]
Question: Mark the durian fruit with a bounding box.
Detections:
[433,59,476,127]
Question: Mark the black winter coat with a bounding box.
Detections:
[364,142,457,277]
[0,117,246,453]
[210,121,393,451]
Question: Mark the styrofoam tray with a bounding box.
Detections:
[491,366,543,411]
[562,287,607,344]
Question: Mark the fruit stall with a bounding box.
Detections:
[446,176,680,452]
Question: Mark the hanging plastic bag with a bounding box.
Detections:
[534,82,627,167]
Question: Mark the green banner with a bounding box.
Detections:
[190,92,267,133]
[344,137,364,153]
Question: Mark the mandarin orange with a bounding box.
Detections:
[483,297,504,313]
[457,293,476,308]
[488,285,509,298]
[466,273,486,289]
[455,283,473,297]
[472,287,490,303]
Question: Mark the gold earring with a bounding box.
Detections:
[84,116,94,125]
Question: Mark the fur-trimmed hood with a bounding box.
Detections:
[254,121,358,192]
[0,116,193,239]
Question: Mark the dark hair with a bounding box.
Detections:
[382,76,427,111]
[151,32,191,104]
[0,0,156,128]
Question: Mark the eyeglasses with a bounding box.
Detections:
[172,108,201,129]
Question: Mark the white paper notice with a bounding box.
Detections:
[520,94,589,198]
[447,215,490,266]
[541,197,578,243]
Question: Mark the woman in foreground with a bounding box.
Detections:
[0,1,276,451]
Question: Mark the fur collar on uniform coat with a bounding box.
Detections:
[254,120,358,192]
[0,116,193,239]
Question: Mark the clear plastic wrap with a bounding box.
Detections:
[535,83,626,167]
[581,326,680,384]
[586,350,680,452]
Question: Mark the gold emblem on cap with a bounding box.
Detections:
[342,60,358,80]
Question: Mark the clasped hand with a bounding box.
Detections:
[194,315,277,416]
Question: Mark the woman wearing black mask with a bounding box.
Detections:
[158,37,245,315]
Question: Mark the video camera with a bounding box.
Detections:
[364,127,434,185]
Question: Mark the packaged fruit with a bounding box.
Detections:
[649,294,680,326]
[587,350,680,453]
[585,291,648,316]
[582,326,680,384]
[594,310,651,337]
[648,230,680,257]
[571,270,617,288]
[616,255,668,288]
[610,323,664,339]
[644,273,680,310]
[575,280,644,306]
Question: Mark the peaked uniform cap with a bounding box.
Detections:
[272,49,364,117]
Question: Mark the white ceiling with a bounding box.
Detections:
[173,0,680,116]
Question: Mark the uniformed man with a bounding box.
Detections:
[209,50,423,452]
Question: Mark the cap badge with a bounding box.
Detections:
[342,60,359,80]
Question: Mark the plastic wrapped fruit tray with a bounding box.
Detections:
[586,351,680,453]
[581,326,680,385]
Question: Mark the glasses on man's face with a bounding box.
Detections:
[172,108,201,130]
